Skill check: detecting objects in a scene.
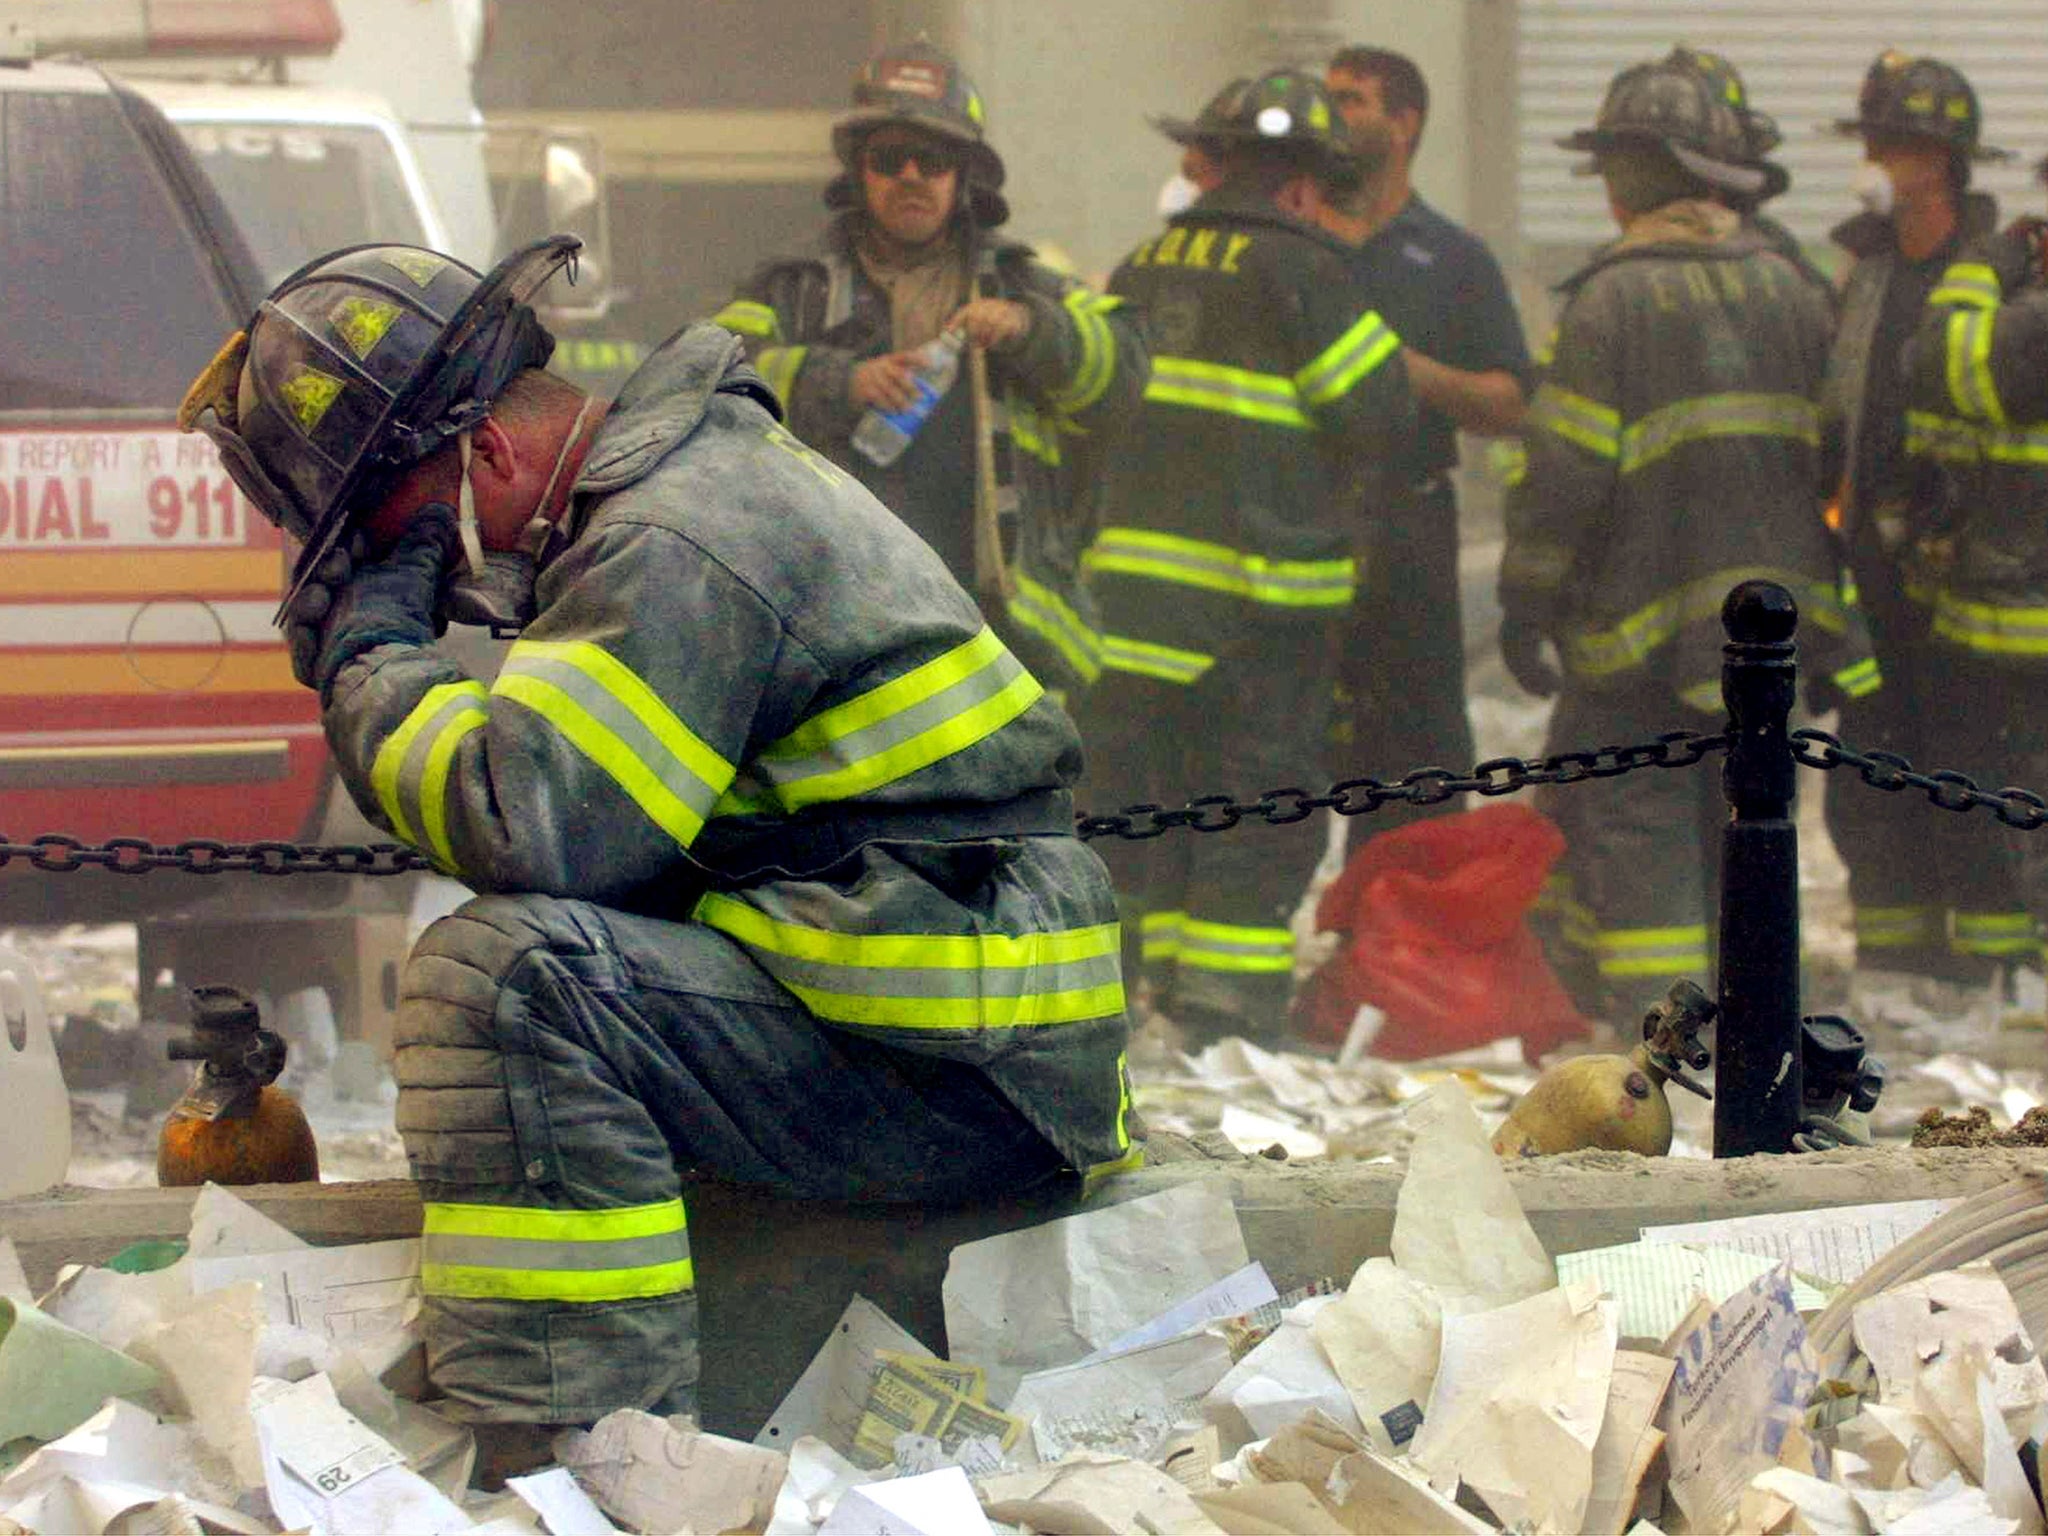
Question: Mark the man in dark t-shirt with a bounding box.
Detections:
[1324,47,1533,817]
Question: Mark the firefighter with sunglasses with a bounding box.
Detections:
[712,39,1145,697]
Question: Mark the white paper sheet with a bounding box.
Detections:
[508,1466,622,1536]
[1852,1265,2048,1420]
[185,1184,311,1261]
[754,1294,938,1458]
[557,1409,787,1536]
[1202,1295,1366,1451]
[943,1182,1251,1404]
[1557,1241,1831,1342]
[1391,1083,1552,1315]
[1080,1262,1277,1365]
[1008,1330,1236,1462]
[120,1281,265,1491]
[0,1400,243,1516]
[1312,1257,1444,1455]
[818,1465,993,1536]
[763,1436,894,1536]
[1640,1199,1956,1287]
[191,1238,420,1377]
[1410,1279,1619,1533]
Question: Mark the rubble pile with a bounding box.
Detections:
[5,1086,2048,1534]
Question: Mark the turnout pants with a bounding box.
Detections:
[1533,677,1722,1026]
[1076,614,1336,1040]
[1335,477,1476,823]
[396,894,1066,1425]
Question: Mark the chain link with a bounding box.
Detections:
[1791,729,2048,831]
[1070,729,1731,841]
[22,724,2048,871]
[0,835,431,877]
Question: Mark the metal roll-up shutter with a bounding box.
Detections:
[1519,1,2048,267]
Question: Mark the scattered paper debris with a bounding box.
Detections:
[1009,1329,1235,1462]
[819,1464,993,1536]
[756,1293,939,1459]
[1312,1257,1442,1455]
[1391,1082,1552,1315]
[555,1409,787,1536]
[0,1298,160,1447]
[1558,1240,1832,1342]
[507,1465,622,1536]
[1640,1199,1958,1287]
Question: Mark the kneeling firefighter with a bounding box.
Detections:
[180,236,1136,1462]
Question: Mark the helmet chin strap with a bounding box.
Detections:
[452,394,599,578]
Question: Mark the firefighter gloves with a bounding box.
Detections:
[287,506,458,702]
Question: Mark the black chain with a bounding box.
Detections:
[1791,729,2048,831]
[0,836,429,877]
[1072,729,1731,841]
[26,725,2048,872]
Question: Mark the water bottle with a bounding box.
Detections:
[851,328,965,467]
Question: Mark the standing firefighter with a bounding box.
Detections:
[1906,169,2048,971]
[1821,51,2025,999]
[180,238,1136,1467]
[711,39,1144,696]
[1501,57,1867,1024]
[1079,70,1415,1047]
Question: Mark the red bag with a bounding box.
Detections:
[1292,803,1588,1062]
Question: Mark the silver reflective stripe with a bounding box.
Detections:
[734,943,1122,1003]
[424,1231,692,1273]
[1618,393,1818,475]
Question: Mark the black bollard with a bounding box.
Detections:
[1714,581,1804,1157]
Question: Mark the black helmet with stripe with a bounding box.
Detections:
[179,237,579,614]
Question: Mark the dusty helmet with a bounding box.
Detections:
[1833,50,2011,162]
[1150,76,1252,151]
[1559,57,1766,198]
[827,38,1007,226]
[1159,69,1362,184]
[179,236,579,613]
[1663,46,1789,202]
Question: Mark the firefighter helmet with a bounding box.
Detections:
[1151,69,1362,184]
[1832,50,2012,162]
[1663,45,1791,204]
[178,236,579,614]
[827,38,1008,226]
[1150,76,1252,150]
[1559,57,1767,198]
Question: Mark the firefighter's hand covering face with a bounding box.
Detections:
[285,504,458,701]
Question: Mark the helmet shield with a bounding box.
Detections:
[1150,70,1361,187]
[828,38,1008,226]
[1560,59,1767,198]
[1832,50,2012,162]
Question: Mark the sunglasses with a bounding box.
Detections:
[863,140,962,178]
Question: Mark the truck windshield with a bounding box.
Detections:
[0,88,243,413]
[174,121,430,286]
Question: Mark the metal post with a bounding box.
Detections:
[1714,580,1804,1157]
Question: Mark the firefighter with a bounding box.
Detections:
[710,39,1145,697]
[179,237,1136,1467]
[1661,46,1835,298]
[1321,45,1533,825]
[1820,51,2025,1000]
[1078,70,1416,1047]
[1500,57,1868,1025]
[1906,168,2048,973]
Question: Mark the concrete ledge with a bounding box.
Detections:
[5,1143,2044,1439]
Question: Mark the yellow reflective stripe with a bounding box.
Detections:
[751,627,1043,810]
[1009,400,1062,466]
[1099,633,1214,683]
[1567,567,1849,678]
[1177,917,1294,974]
[1594,924,1708,977]
[1981,423,2048,464]
[1618,392,1819,475]
[1832,657,1883,699]
[1491,439,1528,488]
[755,344,807,401]
[1051,289,1118,415]
[1932,591,2048,655]
[1084,527,1356,607]
[493,640,734,849]
[1293,309,1399,406]
[712,299,781,339]
[1145,355,1311,429]
[419,1197,693,1303]
[1946,310,2006,424]
[1930,262,2001,311]
[370,682,488,860]
[1905,409,1982,465]
[1952,911,2039,958]
[1007,572,1102,683]
[694,892,1126,1029]
[1140,909,1186,960]
[1529,382,1621,458]
[1855,906,1941,948]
